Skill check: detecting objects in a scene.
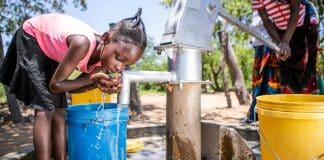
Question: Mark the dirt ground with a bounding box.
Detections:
[0,92,249,156]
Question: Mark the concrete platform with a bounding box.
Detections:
[127,136,260,160]
[1,121,260,160]
[127,120,260,160]
[127,136,166,160]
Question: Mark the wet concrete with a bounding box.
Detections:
[128,122,260,160]
[3,121,260,160]
[218,127,256,160]
[127,136,166,160]
[127,135,260,160]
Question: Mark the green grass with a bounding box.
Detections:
[0,84,6,103]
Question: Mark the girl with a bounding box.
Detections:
[0,8,147,160]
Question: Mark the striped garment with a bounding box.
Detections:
[252,0,306,30]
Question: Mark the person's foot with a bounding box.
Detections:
[129,113,149,121]
[240,117,259,127]
[240,117,253,124]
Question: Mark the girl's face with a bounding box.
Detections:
[100,40,143,73]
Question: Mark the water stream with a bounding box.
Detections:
[92,92,122,160]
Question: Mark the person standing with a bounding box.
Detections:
[242,12,280,124]
[252,0,319,94]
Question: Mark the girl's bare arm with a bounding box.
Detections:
[49,35,92,93]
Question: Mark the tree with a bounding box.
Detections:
[0,29,25,123]
[129,82,143,118]
[313,0,323,45]
[0,1,86,37]
[132,37,168,92]
[218,30,232,108]
[128,37,168,118]
[0,0,87,123]
[218,28,250,105]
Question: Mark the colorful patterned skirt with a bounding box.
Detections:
[247,46,280,121]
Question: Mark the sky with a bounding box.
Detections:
[64,0,170,44]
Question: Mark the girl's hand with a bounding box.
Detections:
[277,41,291,61]
[90,72,122,93]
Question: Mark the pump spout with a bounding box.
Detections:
[117,70,176,105]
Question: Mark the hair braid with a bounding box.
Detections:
[109,8,147,51]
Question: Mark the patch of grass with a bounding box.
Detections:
[0,84,6,103]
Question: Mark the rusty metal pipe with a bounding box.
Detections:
[167,48,202,160]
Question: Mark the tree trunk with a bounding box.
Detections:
[220,49,232,108]
[129,82,142,118]
[210,64,221,92]
[218,31,232,108]
[218,29,250,105]
[0,33,24,123]
[4,89,24,123]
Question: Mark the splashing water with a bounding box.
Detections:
[95,93,107,123]
[92,92,124,160]
[91,93,109,158]
[97,93,107,111]
[115,104,122,159]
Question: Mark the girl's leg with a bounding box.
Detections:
[33,109,53,160]
[52,108,67,160]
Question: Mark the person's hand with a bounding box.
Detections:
[276,41,291,61]
[90,72,122,93]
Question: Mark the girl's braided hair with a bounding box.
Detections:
[109,8,147,51]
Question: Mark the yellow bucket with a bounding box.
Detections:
[71,88,111,105]
[256,94,324,160]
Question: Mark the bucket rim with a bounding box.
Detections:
[256,107,324,119]
[67,103,127,111]
[68,102,124,107]
[256,94,324,111]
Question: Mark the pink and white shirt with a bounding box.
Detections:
[23,13,101,73]
[251,0,306,30]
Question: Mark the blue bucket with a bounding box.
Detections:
[66,103,128,160]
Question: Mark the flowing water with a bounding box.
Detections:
[92,92,123,160]
[116,104,123,159]
[88,93,107,159]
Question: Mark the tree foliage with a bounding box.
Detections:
[0,0,88,97]
[160,0,254,91]
[159,0,173,8]
[0,0,87,36]
[0,0,87,102]
[160,0,323,92]
[131,37,168,92]
[0,0,87,121]
[314,0,324,45]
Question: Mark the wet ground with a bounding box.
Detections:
[128,136,260,160]
[127,136,166,159]
[0,92,251,159]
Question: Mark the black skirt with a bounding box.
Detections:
[277,16,319,93]
[0,28,67,111]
